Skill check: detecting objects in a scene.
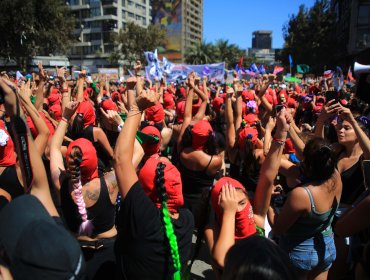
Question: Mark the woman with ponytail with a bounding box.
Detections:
[113,77,193,279]
[50,101,122,280]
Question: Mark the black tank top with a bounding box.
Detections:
[341,155,366,205]
[178,157,215,195]
[0,165,24,199]
[229,162,260,192]
[60,176,115,235]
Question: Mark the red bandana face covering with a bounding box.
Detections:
[76,101,96,127]
[141,126,161,157]
[66,138,99,184]
[191,120,213,151]
[138,156,184,213]
[0,121,16,166]
[211,177,256,239]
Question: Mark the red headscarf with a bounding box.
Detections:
[49,104,62,122]
[211,177,256,239]
[47,92,61,105]
[163,93,175,110]
[176,100,186,123]
[26,112,55,140]
[111,91,122,102]
[146,103,165,124]
[138,156,184,213]
[238,126,258,151]
[101,99,118,112]
[242,90,255,102]
[283,138,296,154]
[141,126,161,156]
[212,97,224,113]
[0,121,16,166]
[66,138,99,185]
[76,101,96,127]
[244,113,259,125]
[191,120,213,151]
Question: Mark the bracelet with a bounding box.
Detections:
[117,123,123,132]
[61,117,68,124]
[272,137,286,145]
[62,88,69,93]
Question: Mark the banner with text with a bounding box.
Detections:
[145,62,226,83]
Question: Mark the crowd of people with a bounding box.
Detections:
[0,61,369,280]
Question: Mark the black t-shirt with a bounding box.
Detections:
[116,181,194,280]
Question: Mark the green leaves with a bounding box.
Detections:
[0,0,75,70]
[281,0,336,74]
[184,39,243,67]
[109,22,166,67]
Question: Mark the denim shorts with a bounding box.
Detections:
[279,233,336,272]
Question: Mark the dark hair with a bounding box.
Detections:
[223,236,298,280]
[204,130,218,155]
[155,163,182,279]
[355,116,370,138]
[182,125,193,148]
[240,139,259,179]
[71,113,84,138]
[302,137,337,183]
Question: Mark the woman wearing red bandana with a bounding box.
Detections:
[225,86,265,193]
[177,74,223,228]
[49,101,125,280]
[113,77,193,279]
[69,100,114,170]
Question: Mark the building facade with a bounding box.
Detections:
[332,0,370,64]
[252,30,272,49]
[151,0,203,63]
[67,0,151,72]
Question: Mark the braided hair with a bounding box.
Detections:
[155,162,182,280]
[68,147,94,236]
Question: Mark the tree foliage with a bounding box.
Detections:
[184,39,244,67]
[0,0,75,70]
[109,22,166,66]
[281,0,336,74]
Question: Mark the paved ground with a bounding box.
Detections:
[190,235,215,280]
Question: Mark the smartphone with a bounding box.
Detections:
[275,104,284,115]
[362,160,370,189]
[325,91,339,103]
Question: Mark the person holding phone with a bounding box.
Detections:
[315,101,370,278]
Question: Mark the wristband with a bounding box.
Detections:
[272,137,286,145]
[62,88,69,93]
[117,123,123,132]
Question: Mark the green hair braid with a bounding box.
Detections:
[155,162,182,280]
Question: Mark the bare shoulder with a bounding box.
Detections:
[286,186,311,211]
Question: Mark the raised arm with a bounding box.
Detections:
[50,101,79,190]
[113,77,156,199]
[0,78,58,216]
[338,105,370,160]
[253,108,292,228]
[177,76,194,150]
[34,62,47,111]
[315,100,341,139]
[225,87,236,151]
[18,81,50,155]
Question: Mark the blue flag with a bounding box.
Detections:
[249,63,259,74]
[258,64,266,74]
[289,54,293,67]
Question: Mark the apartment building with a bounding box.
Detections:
[151,0,203,62]
[67,0,151,71]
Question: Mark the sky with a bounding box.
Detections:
[203,0,316,49]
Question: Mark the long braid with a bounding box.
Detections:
[155,162,182,280]
[69,147,94,236]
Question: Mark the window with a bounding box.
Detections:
[358,5,370,25]
[128,0,133,6]
[136,15,140,20]
[90,7,101,17]
[122,0,126,5]
[128,12,134,18]
[142,0,146,3]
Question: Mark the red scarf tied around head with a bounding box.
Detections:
[76,101,96,127]
[238,126,258,151]
[138,155,184,213]
[191,120,213,151]
[0,121,16,166]
[141,126,161,157]
[66,138,99,185]
[146,103,165,124]
[211,177,256,239]
[101,99,118,112]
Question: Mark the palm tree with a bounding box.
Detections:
[184,41,219,65]
[215,39,243,69]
